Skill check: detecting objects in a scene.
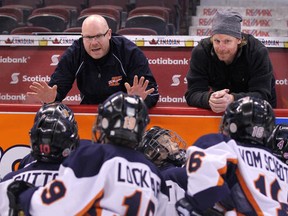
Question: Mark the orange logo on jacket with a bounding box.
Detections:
[108,76,122,86]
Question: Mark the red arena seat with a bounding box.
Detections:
[0,7,23,34]
[41,0,87,27]
[125,7,169,35]
[27,7,70,32]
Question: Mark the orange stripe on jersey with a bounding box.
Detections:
[227,158,238,165]
[216,164,226,186]
[217,176,224,186]
[218,165,227,175]
[235,169,264,216]
[76,189,104,216]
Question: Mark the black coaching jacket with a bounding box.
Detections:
[185,33,277,108]
[49,34,159,108]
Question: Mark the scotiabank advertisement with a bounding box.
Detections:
[145,47,190,107]
[0,46,80,104]
[0,35,288,108]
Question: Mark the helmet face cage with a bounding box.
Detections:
[92,92,150,148]
[220,96,275,146]
[141,126,187,167]
[269,124,288,164]
[30,114,79,163]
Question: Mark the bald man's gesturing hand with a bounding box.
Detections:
[27,81,57,104]
[125,75,155,100]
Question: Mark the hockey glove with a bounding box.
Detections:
[7,180,34,216]
[176,197,198,216]
[176,198,224,216]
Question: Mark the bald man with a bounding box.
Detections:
[28,15,159,108]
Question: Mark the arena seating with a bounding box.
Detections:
[1,0,42,22]
[0,7,23,34]
[189,0,288,37]
[125,7,169,35]
[41,0,88,27]
[2,0,288,36]
[27,7,70,32]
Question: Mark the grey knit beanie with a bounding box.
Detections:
[211,10,242,39]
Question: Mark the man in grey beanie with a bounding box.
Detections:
[185,10,277,113]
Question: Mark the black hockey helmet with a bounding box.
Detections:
[92,92,150,149]
[30,114,79,163]
[268,124,288,164]
[34,102,76,127]
[220,96,275,146]
[140,126,187,167]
